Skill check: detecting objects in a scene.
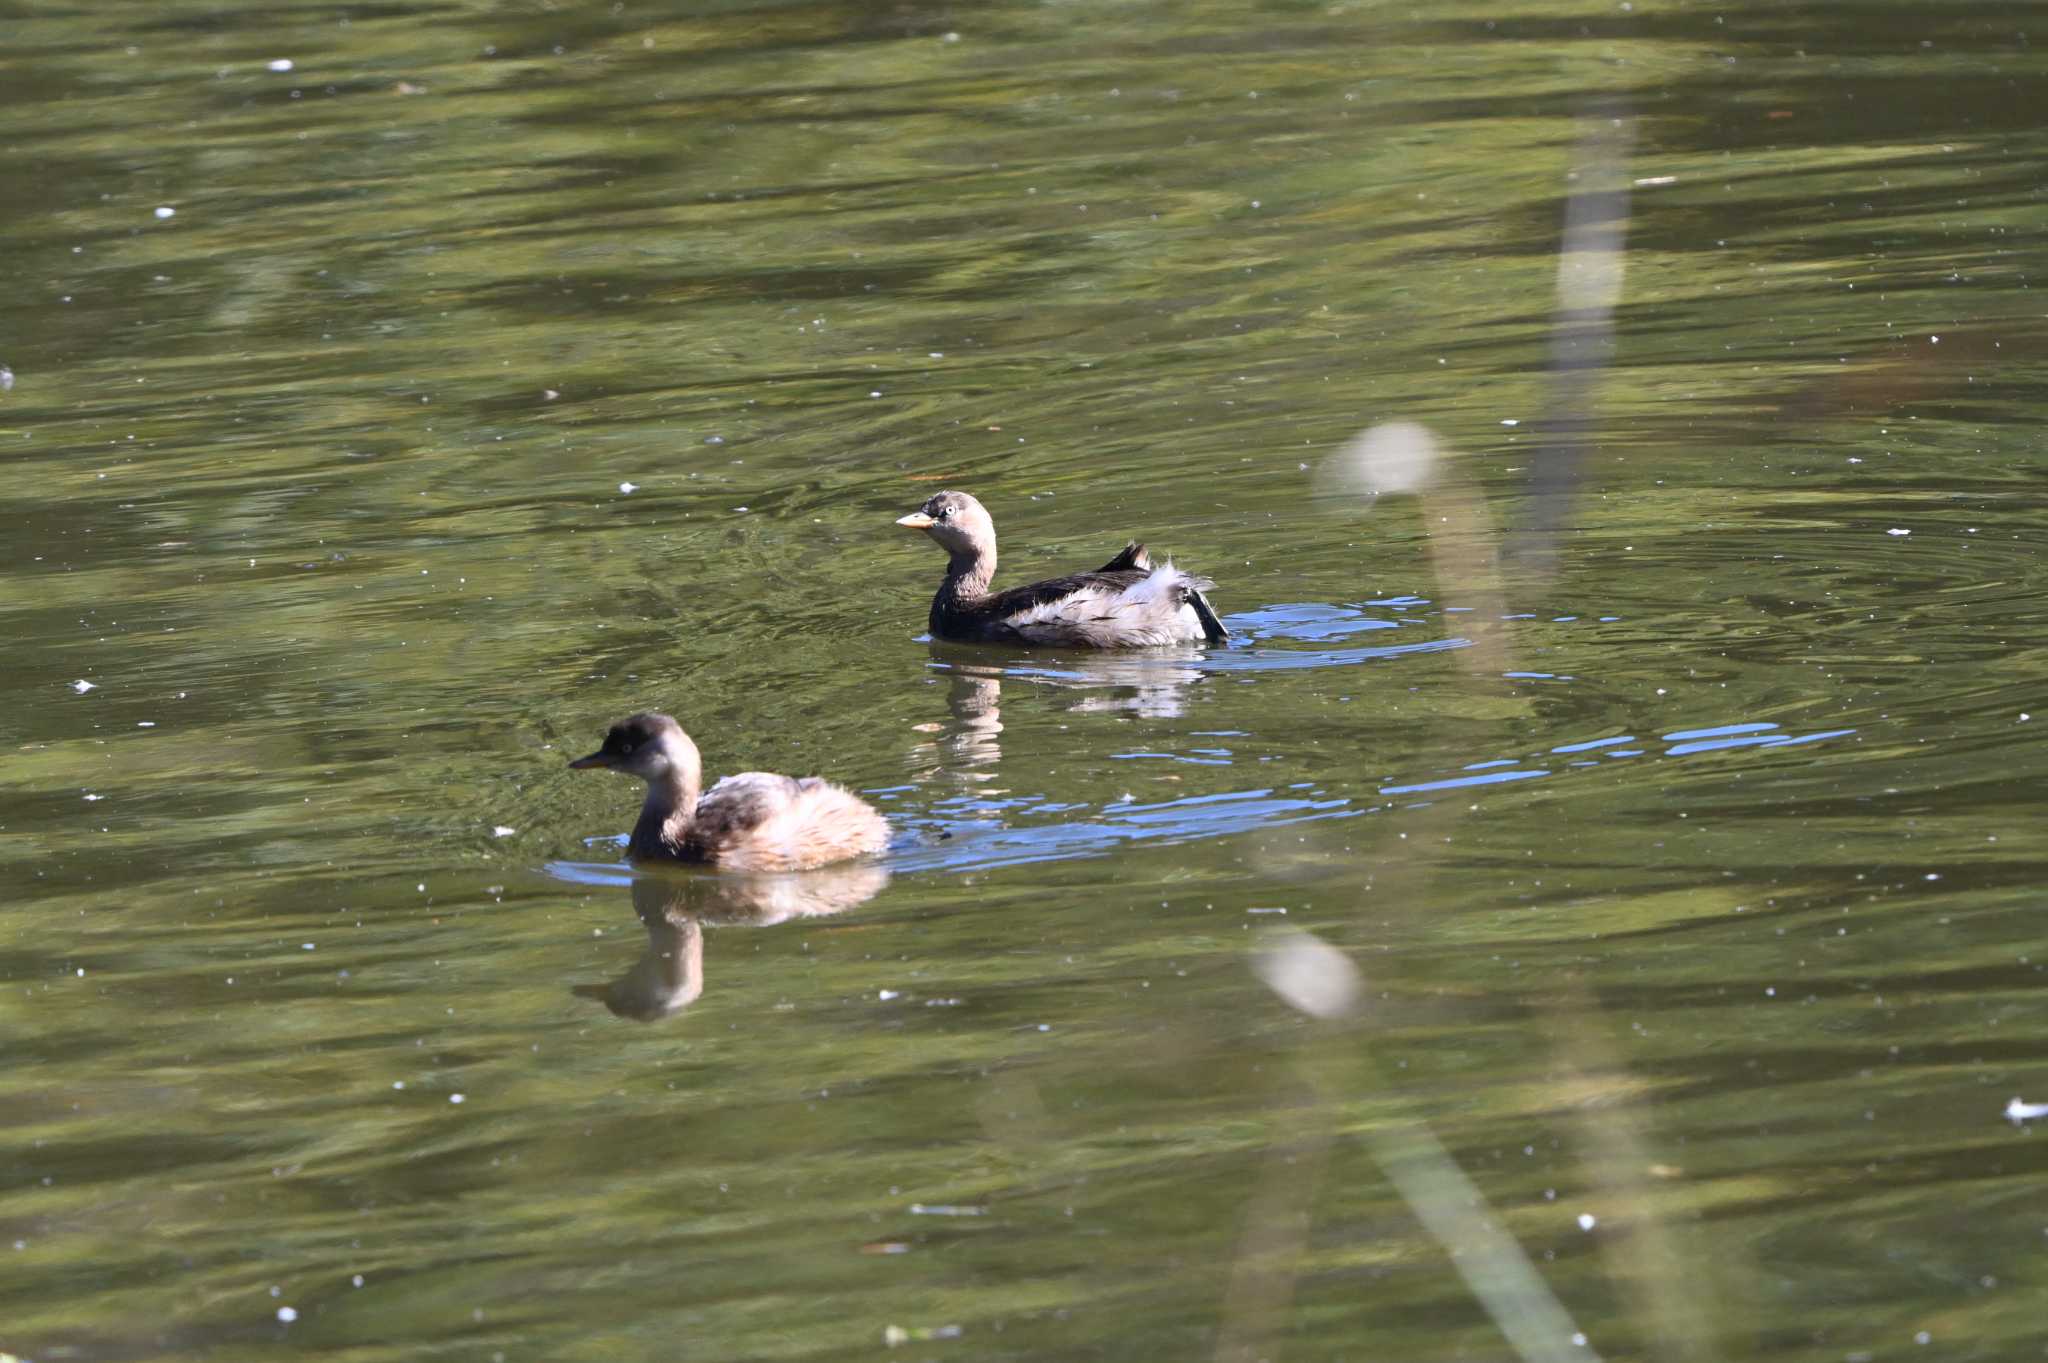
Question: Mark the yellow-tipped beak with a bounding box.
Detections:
[896,512,935,530]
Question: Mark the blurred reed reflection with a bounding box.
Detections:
[1238,105,1708,1363]
[572,864,888,1023]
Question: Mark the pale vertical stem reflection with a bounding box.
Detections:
[1234,933,1601,1363]
[1517,106,1724,1362]
[1541,984,1723,1363]
[1237,102,1725,1363]
[1419,465,1510,675]
[1507,104,1636,577]
[1212,1079,1336,1363]
[1366,1116,1599,1363]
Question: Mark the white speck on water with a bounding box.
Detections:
[416,883,425,892]
[1765,986,1776,996]
[137,721,155,727]
[1916,1332,1932,1345]
[705,434,724,444]
[1887,527,1911,536]
[392,1081,405,1089]
[0,365,13,391]
[1634,175,1677,186]
[301,943,315,951]
[1577,1213,1597,1231]
[71,679,96,693]
[869,390,883,398]
[1037,1024,1051,1032]
[492,825,515,838]
[1928,335,1940,345]
[733,506,748,513]
[449,1093,465,1104]
[277,1306,298,1323]
[153,206,175,219]
[352,1274,364,1287]
[267,58,295,71]
[76,968,85,977]
[929,352,945,358]
[83,793,104,802]
[878,989,900,1001]
[1500,418,1519,426]
[2005,1097,2048,1123]
[1572,1332,1588,1347]
[618,482,637,494]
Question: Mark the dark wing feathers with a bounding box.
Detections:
[932,541,1226,645]
[687,774,807,853]
[1188,587,1229,642]
[1097,541,1150,573]
[929,568,1149,644]
[988,568,1151,618]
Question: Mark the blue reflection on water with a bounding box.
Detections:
[1553,734,1634,753]
[548,785,1360,884]
[1663,722,1781,741]
[888,787,1358,872]
[1200,600,1472,673]
[1374,721,1858,798]
[1666,733,1795,756]
[1227,601,1404,641]
[552,592,1864,886]
[1198,635,1469,672]
[1381,768,1550,795]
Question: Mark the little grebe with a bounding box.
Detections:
[897,490,1227,647]
[570,713,889,871]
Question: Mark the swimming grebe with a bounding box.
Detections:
[896,490,1227,647]
[569,713,888,871]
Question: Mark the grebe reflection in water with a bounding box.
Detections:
[572,863,888,1022]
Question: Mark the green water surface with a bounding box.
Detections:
[4,2,2046,1360]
